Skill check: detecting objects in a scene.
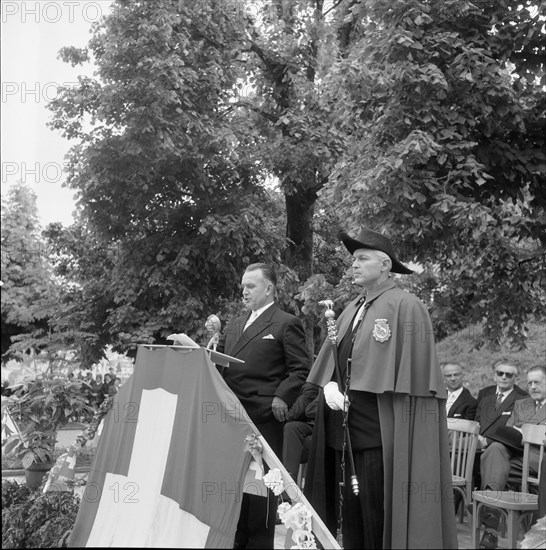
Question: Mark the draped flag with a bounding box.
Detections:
[68,346,255,548]
[1,398,21,443]
[43,443,77,492]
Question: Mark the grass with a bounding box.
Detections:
[436,321,546,396]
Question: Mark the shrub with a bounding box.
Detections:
[1,480,80,548]
[2,377,94,469]
[436,321,546,395]
[2,445,96,471]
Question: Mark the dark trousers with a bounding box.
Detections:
[282,420,313,481]
[481,442,539,530]
[334,447,384,549]
[234,419,283,549]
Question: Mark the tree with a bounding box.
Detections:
[47,0,545,360]
[47,0,354,358]
[1,182,53,360]
[320,0,546,346]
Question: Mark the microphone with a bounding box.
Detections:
[205,315,221,349]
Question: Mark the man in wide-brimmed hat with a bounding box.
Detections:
[304,227,458,549]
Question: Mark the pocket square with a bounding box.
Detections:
[262,334,275,340]
[453,414,462,417]
[501,411,511,415]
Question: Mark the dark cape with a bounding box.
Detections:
[305,279,458,549]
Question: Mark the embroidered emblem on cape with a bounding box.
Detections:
[372,319,391,343]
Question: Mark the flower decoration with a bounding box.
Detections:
[244,433,264,477]
[277,499,317,549]
[243,436,317,549]
[262,467,284,496]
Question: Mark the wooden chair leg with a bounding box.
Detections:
[458,492,466,523]
[473,501,481,548]
[506,511,518,550]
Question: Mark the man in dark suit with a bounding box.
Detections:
[282,382,319,483]
[475,359,529,447]
[473,359,529,501]
[216,263,311,549]
[442,362,477,420]
[478,365,546,549]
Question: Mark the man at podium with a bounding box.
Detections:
[216,262,311,549]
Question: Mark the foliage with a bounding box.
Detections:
[2,444,95,471]
[46,0,301,363]
[436,321,546,396]
[1,182,55,360]
[2,377,94,468]
[1,480,79,548]
[230,0,346,279]
[1,479,32,508]
[320,0,546,347]
[44,0,545,361]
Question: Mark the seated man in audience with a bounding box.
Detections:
[474,359,529,492]
[475,359,528,449]
[442,361,478,515]
[442,361,477,420]
[478,364,546,549]
[282,382,319,484]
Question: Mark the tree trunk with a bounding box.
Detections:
[284,185,317,355]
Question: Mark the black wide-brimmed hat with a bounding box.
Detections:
[340,227,413,275]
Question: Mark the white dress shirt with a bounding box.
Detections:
[243,302,274,331]
[446,387,463,415]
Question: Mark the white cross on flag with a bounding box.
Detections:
[68,346,256,548]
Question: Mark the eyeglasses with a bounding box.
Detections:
[496,370,515,379]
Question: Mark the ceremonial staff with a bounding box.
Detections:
[319,299,360,499]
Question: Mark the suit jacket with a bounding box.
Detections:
[286,382,319,423]
[448,387,477,420]
[483,397,546,484]
[475,385,529,438]
[217,304,311,425]
[507,397,546,428]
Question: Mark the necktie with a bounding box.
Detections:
[446,392,456,414]
[244,311,258,331]
[352,299,368,331]
[496,392,503,409]
[536,401,543,413]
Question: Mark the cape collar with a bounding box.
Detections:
[362,278,398,304]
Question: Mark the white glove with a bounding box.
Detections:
[324,381,348,411]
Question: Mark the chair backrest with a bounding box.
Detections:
[521,423,546,493]
[447,418,480,481]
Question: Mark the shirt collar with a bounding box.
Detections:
[496,387,513,398]
[252,302,274,319]
[448,387,464,399]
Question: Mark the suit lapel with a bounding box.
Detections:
[482,391,524,431]
[480,393,501,431]
[498,390,518,414]
[526,400,546,424]
[231,305,277,356]
[451,392,464,412]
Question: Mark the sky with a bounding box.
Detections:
[1,1,112,227]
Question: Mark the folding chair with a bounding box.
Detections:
[447,418,480,523]
[472,423,545,549]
